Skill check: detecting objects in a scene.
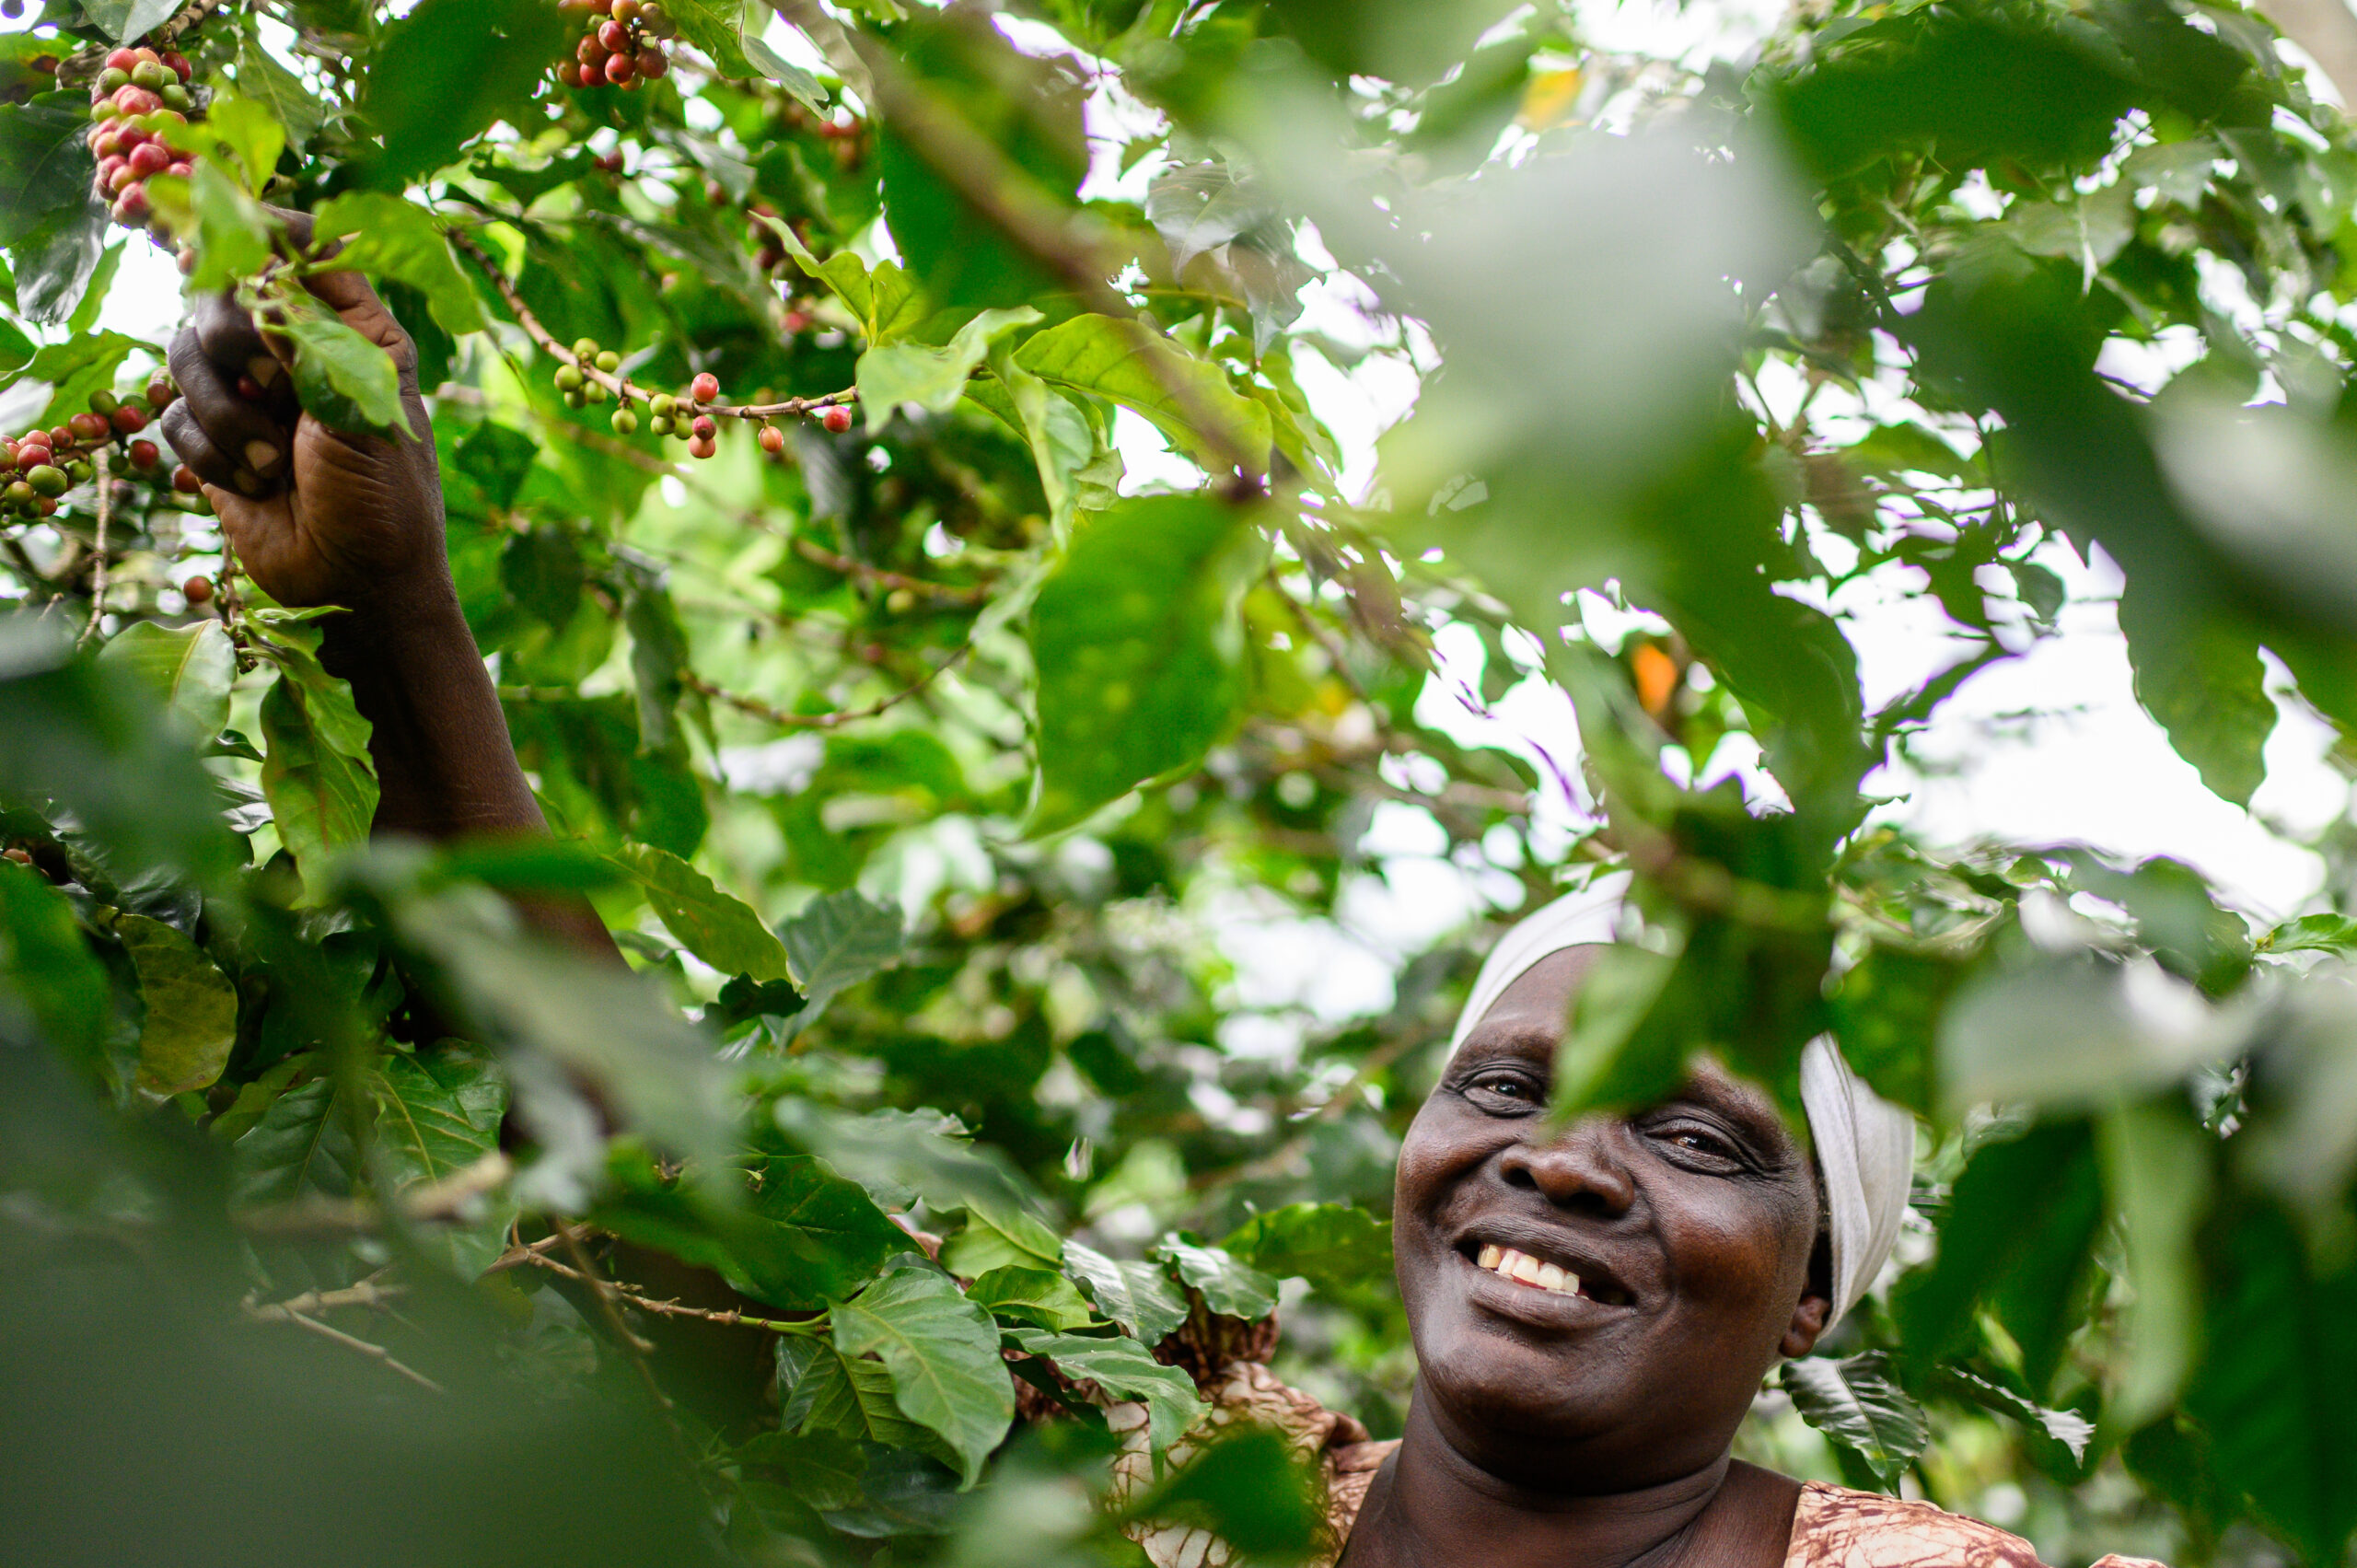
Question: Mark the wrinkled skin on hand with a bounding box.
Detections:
[158,243,444,611]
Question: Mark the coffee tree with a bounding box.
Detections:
[4,0,2357,1562]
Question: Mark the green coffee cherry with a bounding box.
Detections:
[158,83,191,111]
[553,364,584,391]
[563,388,587,410]
[27,465,68,498]
[649,393,676,418]
[584,380,607,404]
[595,350,621,373]
[572,337,599,361]
[648,414,674,436]
[611,408,639,435]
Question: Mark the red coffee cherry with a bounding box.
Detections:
[182,575,214,604]
[604,53,636,86]
[112,404,147,435]
[758,424,785,457]
[689,414,716,440]
[172,464,203,494]
[820,404,853,434]
[690,372,719,402]
[689,436,718,460]
[129,439,159,469]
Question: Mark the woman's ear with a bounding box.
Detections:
[1782,1290,1832,1359]
[1782,1217,1835,1358]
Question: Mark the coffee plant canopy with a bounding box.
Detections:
[5,0,2357,1562]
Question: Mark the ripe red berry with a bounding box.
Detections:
[236,375,265,401]
[128,141,169,177]
[109,164,140,194]
[112,85,160,116]
[111,186,149,224]
[689,436,717,460]
[49,426,73,449]
[146,379,175,410]
[17,444,52,472]
[112,404,147,435]
[161,52,192,82]
[105,47,138,72]
[758,424,786,457]
[577,36,610,66]
[69,412,109,441]
[558,62,584,87]
[172,464,203,494]
[182,575,213,604]
[690,414,717,440]
[604,53,636,85]
[598,19,630,52]
[97,154,128,184]
[129,439,158,470]
[783,310,812,333]
[821,404,853,435]
[637,48,668,79]
[691,372,720,402]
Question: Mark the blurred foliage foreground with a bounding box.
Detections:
[6,0,2357,1562]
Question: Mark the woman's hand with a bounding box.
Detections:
[158,266,445,612]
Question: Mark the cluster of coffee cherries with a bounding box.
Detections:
[551,344,852,459]
[86,46,199,231]
[556,0,676,90]
[2,379,179,521]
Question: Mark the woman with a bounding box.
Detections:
[164,270,2160,1568]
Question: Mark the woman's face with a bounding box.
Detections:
[1394,947,1829,1493]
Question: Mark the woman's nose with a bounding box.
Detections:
[1496,1120,1637,1214]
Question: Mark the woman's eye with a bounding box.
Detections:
[1655,1125,1739,1160]
[1471,1074,1532,1100]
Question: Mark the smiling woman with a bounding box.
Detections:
[1123,876,2167,1568]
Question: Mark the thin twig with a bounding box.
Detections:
[506,1246,818,1334]
[551,1217,670,1411]
[450,230,855,423]
[244,1298,446,1393]
[790,535,989,605]
[79,447,109,647]
[245,1277,407,1321]
[683,643,971,732]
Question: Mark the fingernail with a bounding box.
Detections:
[245,439,282,472]
[247,356,281,388]
[233,469,262,495]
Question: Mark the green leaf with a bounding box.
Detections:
[266,280,417,438]
[0,96,96,251]
[1007,1326,1204,1456]
[5,332,144,431]
[1062,1240,1189,1344]
[660,0,760,77]
[80,0,180,43]
[98,621,234,741]
[359,0,570,186]
[142,162,273,294]
[778,889,905,1019]
[857,307,1039,434]
[1025,495,1259,834]
[2097,1100,2213,1432]
[610,842,792,983]
[761,216,929,343]
[111,911,238,1097]
[780,1336,963,1468]
[966,1265,1096,1331]
[1896,1119,2105,1388]
[1152,1237,1278,1320]
[1221,1202,1394,1296]
[252,616,380,905]
[1119,1427,1323,1559]
[596,1150,907,1310]
[972,347,1111,537]
[739,29,827,111]
[231,1074,360,1206]
[829,1266,1015,1487]
[1013,315,1272,472]
[0,858,107,1063]
[310,192,487,337]
[1780,1352,1931,1490]
[773,1104,1047,1234]
[2186,1201,2357,1565]
[205,93,287,194]
[372,1041,505,1191]
[233,30,331,152]
[2119,598,2274,809]
[938,1204,1063,1276]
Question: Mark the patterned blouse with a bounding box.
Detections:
[1108,1362,2166,1568]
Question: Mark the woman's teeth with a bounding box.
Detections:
[1474,1243,1581,1297]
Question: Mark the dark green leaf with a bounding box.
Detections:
[1007,1326,1203,1454]
[1062,1240,1189,1344]
[1781,1352,1931,1489]
[778,889,905,1019]
[966,1265,1096,1331]
[830,1266,1015,1486]
[610,842,792,983]
[1152,1237,1278,1320]
[251,614,380,906]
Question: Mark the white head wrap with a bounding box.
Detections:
[1449,871,1915,1331]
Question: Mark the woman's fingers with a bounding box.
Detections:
[166,318,295,494]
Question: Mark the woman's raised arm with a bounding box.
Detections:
[159,261,621,965]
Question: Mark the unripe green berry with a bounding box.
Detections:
[131,60,169,89]
[572,337,599,361]
[563,388,587,409]
[611,408,639,435]
[553,364,585,391]
[157,83,191,111]
[99,67,131,92]
[648,414,674,436]
[88,389,119,417]
[595,350,621,373]
[649,393,675,418]
[584,380,607,404]
[64,459,91,483]
[27,464,67,497]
